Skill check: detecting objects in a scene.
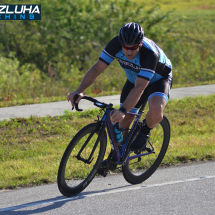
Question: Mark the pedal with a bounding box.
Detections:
[134,150,141,155]
[101,170,108,177]
[97,167,108,177]
[145,146,154,153]
[134,145,147,155]
[134,146,153,154]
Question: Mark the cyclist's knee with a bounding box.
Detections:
[148,100,165,121]
[149,96,166,114]
[151,103,163,113]
[149,106,163,122]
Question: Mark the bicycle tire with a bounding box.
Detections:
[57,123,107,196]
[122,115,170,184]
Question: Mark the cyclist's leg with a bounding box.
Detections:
[122,77,172,183]
[143,76,172,130]
[145,95,166,129]
[120,79,137,137]
[130,76,172,151]
[120,114,135,138]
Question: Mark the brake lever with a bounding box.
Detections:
[72,94,83,111]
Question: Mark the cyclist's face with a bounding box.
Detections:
[122,44,140,60]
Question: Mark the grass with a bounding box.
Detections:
[0,90,121,108]
[139,0,215,11]
[163,95,215,164]
[0,94,215,189]
[1,81,215,108]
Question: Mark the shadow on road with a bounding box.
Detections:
[1,184,133,214]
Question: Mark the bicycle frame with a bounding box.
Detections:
[72,95,155,166]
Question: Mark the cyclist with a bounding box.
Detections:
[68,22,172,172]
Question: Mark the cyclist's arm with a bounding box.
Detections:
[77,59,108,93]
[120,77,149,112]
[68,59,108,106]
[111,77,148,125]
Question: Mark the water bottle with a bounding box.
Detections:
[114,125,123,143]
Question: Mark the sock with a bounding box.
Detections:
[140,123,152,135]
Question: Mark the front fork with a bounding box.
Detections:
[76,122,106,164]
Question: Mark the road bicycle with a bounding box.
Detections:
[57,95,170,197]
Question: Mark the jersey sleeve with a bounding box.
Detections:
[99,36,122,65]
[138,47,159,81]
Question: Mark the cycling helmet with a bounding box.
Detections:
[118,22,144,45]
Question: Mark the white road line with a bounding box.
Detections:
[1,175,215,212]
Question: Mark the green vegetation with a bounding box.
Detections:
[0,91,121,108]
[0,94,215,189]
[0,0,214,106]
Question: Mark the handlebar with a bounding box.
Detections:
[72,95,100,111]
[72,94,124,131]
[72,94,113,111]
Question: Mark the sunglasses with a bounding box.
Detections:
[122,44,139,51]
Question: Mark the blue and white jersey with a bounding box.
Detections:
[99,36,172,85]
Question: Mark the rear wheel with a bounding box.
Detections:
[57,123,107,196]
[122,116,170,184]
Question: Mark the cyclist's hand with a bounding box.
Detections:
[67,91,83,108]
[110,110,125,125]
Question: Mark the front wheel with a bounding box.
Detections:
[122,116,170,184]
[57,123,107,196]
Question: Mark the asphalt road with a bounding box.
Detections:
[0,84,215,121]
[0,161,215,214]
